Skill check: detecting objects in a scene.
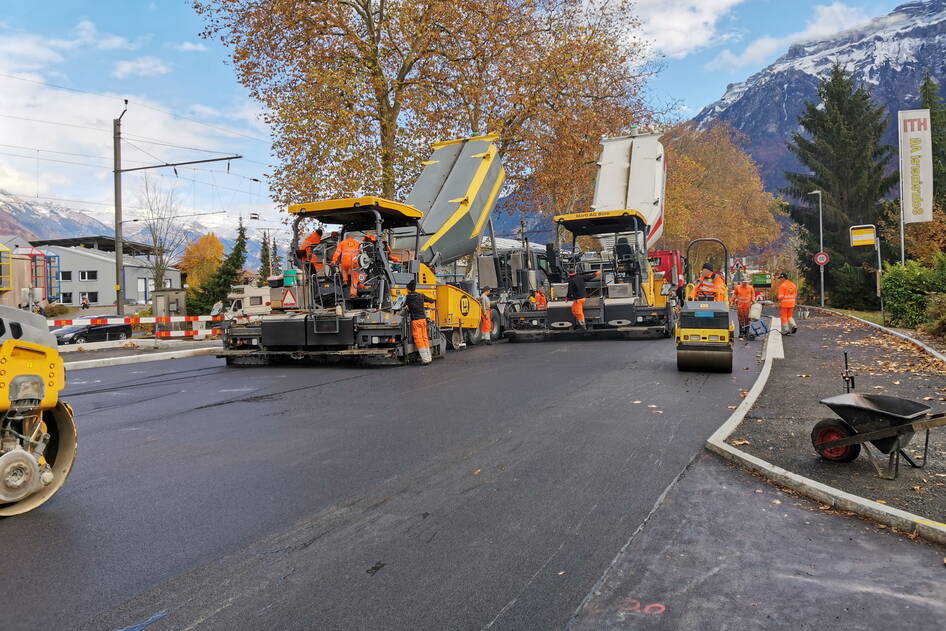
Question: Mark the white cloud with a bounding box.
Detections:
[635,0,747,59]
[112,56,172,79]
[174,41,207,52]
[72,19,137,51]
[707,2,873,69]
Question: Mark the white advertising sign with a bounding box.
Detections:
[898,109,934,224]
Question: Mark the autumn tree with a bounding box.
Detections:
[194,0,652,210]
[190,219,248,314]
[179,233,225,297]
[660,123,782,255]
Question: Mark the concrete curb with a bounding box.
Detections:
[705,315,946,546]
[57,339,220,353]
[805,305,946,362]
[64,347,219,371]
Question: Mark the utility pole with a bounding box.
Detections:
[808,190,825,307]
[112,101,242,315]
[113,101,127,314]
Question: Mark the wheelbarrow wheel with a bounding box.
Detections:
[811,418,861,462]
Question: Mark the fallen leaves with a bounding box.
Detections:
[875,499,887,504]
[631,400,642,404]
[472,469,481,476]
[727,405,738,410]
[731,439,750,446]
[797,374,812,378]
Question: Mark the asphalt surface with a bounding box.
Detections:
[1,337,761,631]
[570,453,946,630]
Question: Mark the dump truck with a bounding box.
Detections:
[505,132,677,340]
[0,306,76,516]
[219,134,504,365]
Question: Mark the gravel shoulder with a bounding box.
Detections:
[730,310,946,523]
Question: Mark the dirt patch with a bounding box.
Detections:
[731,310,946,524]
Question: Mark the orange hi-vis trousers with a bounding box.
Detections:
[780,305,795,326]
[411,319,430,350]
[571,298,586,322]
[480,308,492,333]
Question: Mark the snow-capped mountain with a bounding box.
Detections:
[0,190,262,267]
[694,0,946,191]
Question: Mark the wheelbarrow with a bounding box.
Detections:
[811,393,946,479]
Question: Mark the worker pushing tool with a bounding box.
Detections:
[332,232,363,297]
[567,269,602,329]
[732,278,755,338]
[777,272,798,335]
[404,279,436,364]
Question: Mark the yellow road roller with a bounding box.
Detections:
[0,306,76,516]
[676,238,734,373]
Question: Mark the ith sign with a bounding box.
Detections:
[898,109,934,224]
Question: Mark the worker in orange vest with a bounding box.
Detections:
[404,279,436,364]
[331,233,362,297]
[480,287,493,344]
[694,263,727,302]
[535,287,548,310]
[732,279,755,338]
[777,272,798,334]
[300,227,324,272]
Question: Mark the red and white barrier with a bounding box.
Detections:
[48,315,226,327]
[155,329,224,338]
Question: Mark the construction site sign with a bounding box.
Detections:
[898,109,934,224]
[282,288,297,307]
[849,224,877,247]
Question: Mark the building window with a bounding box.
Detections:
[61,271,72,281]
[80,291,99,304]
[79,270,98,281]
[61,292,73,304]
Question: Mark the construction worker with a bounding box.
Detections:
[331,232,362,297]
[480,287,493,344]
[694,263,726,301]
[535,287,548,310]
[567,269,601,329]
[732,278,755,338]
[300,227,324,271]
[777,272,798,335]
[404,279,436,364]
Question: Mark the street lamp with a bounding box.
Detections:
[807,190,825,307]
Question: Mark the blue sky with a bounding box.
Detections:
[0,0,907,238]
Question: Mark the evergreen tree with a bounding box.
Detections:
[270,235,280,274]
[190,218,248,313]
[257,234,271,286]
[783,63,897,306]
[920,73,946,206]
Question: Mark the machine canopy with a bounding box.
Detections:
[553,210,648,237]
[287,196,423,229]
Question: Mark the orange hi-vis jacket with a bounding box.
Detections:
[732,284,754,306]
[777,279,798,308]
[301,231,321,264]
[332,237,361,268]
[535,291,548,309]
[695,274,726,301]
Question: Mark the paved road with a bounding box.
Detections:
[1,338,760,631]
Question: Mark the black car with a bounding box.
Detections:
[52,316,133,344]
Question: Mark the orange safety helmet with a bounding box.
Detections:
[364,233,378,242]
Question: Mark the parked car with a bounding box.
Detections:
[51,315,132,345]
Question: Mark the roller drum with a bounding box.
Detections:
[676,347,733,373]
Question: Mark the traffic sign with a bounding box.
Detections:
[814,251,829,266]
[282,288,297,306]
[849,224,877,247]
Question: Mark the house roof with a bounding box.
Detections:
[29,235,156,256]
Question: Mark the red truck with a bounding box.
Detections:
[648,250,685,297]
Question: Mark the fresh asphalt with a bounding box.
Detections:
[1,337,762,630]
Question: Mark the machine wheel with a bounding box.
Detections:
[811,419,860,462]
[446,328,464,350]
[662,304,676,338]
[225,354,271,367]
[466,327,482,345]
[0,401,77,517]
[490,307,502,340]
[117,332,128,341]
[677,346,733,373]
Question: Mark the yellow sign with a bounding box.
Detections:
[849,224,876,247]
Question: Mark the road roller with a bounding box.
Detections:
[676,238,734,373]
[0,306,76,516]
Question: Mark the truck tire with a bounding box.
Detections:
[466,327,482,345]
[490,307,501,340]
[446,328,464,350]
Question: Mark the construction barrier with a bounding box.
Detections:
[155,329,224,338]
[47,315,226,327]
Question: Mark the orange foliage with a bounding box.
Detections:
[178,233,224,295]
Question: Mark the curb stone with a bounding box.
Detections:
[64,347,219,371]
[705,315,946,545]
